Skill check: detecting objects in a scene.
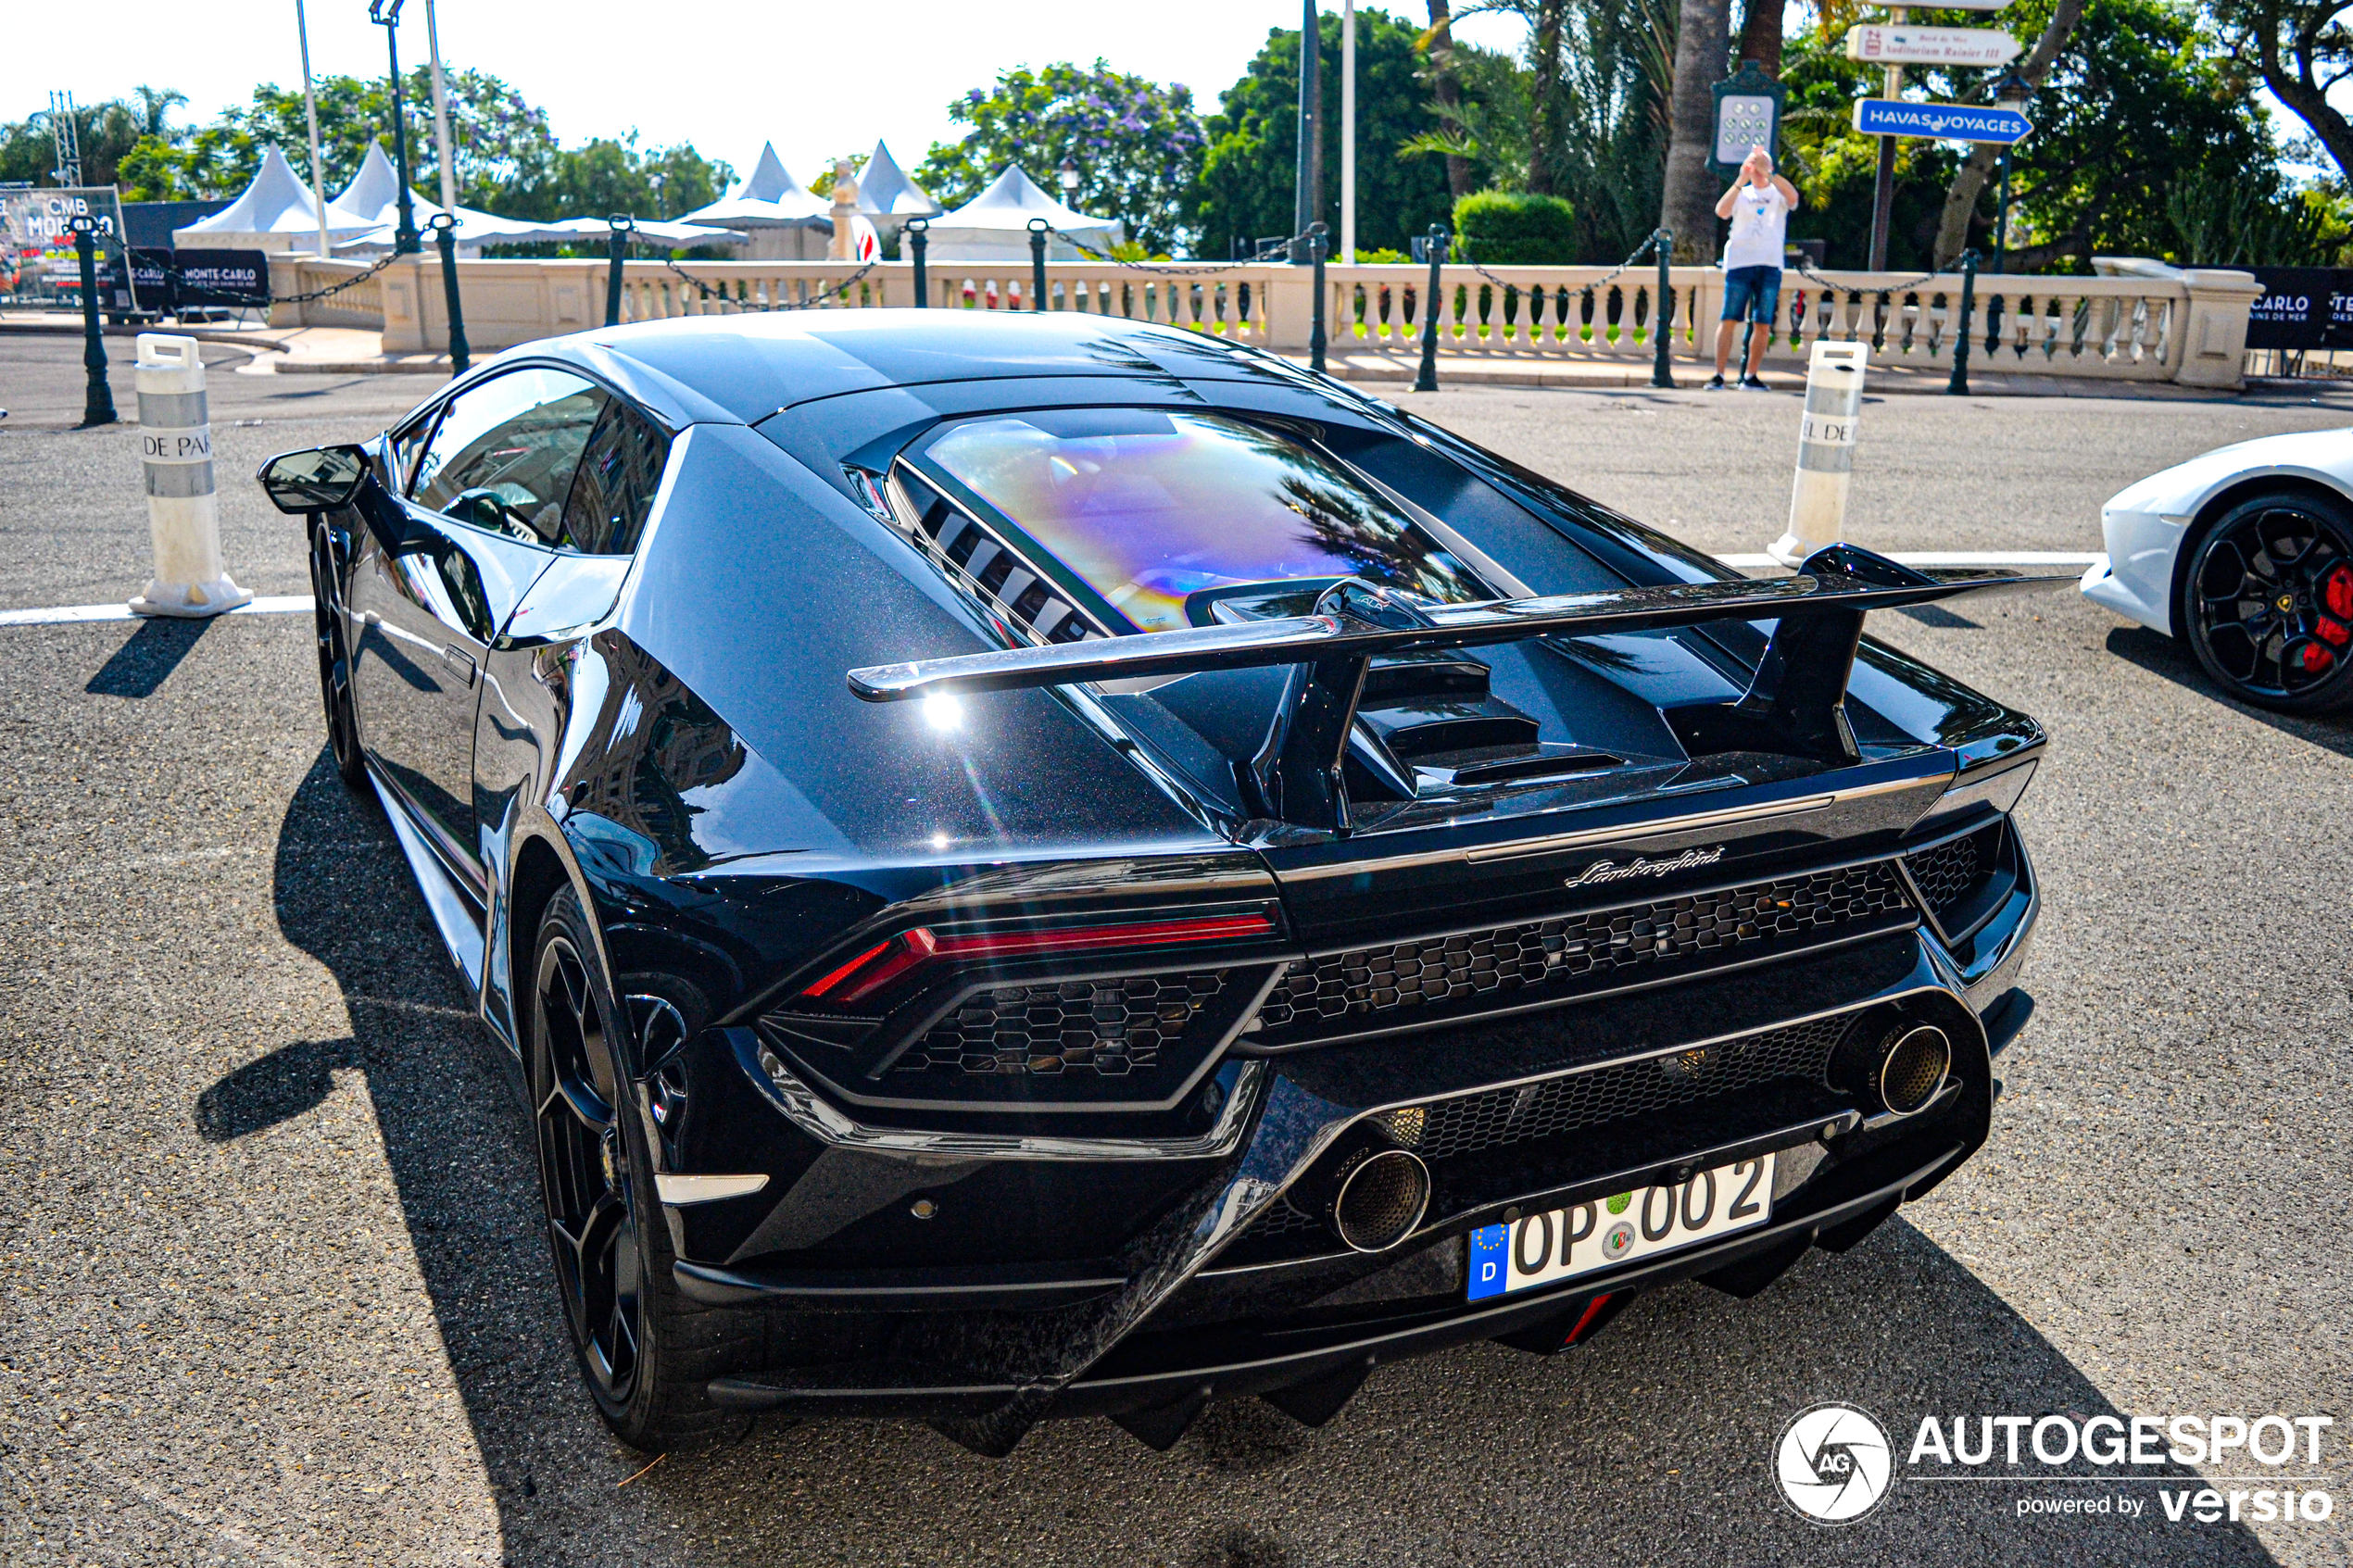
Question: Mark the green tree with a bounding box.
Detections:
[1777,0,2274,270]
[915,61,1206,256]
[1196,9,1469,258]
[9,70,726,221]
[0,87,186,188]
[1409,0,1667,260]
[529,133,732,222]
[2210,0,2353,184]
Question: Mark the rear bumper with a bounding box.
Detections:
[706,1118,1970,1424]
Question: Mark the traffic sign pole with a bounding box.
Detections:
[1867,10,1906,272]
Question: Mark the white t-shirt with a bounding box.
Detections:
[1722,182,1792,271]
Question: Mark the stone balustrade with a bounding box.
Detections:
[266,253,2260,390]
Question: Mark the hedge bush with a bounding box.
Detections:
[1453,190,1579,265]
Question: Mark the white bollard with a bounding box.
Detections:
[1769,340,1869,567]
[131,334,251,618]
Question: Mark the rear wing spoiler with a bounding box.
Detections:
[849,544,2068,833]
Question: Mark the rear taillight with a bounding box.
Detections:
[799,910,1282,1007]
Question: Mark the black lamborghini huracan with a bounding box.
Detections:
[258,311,2046,1456]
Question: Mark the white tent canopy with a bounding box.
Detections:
[171,145,380,251]
[677,142,829,231]
[923,167,1124,262]
[327,147,744,251]
[855,141,938,220]
[332,142,551,248]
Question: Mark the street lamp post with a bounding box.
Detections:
[906,218,929,308]
[69,215,117,428]
[430,211,469,374]
[1340,0,1355,264]
[1990,70,2032,275]
[1308,221,1328,373]
[604,216,633,327]
[1414,224,1447,393]
[369,0,422,256]
[1293,0,1320,262]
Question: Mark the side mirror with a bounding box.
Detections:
[258,445,370,513]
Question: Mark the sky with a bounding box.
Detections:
[3,1,1528,186]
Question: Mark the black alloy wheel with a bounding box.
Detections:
[308,526,368,792]
[532,889,648,1411]
[2181,489,2353,714]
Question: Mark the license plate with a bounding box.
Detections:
[1467,1153,1774,1301]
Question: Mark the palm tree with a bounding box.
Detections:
[1658,0,1730,262]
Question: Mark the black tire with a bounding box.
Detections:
[527,885,754,1451]
[308,526,370,795]
[2179,488,2353,714]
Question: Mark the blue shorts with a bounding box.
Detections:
[1721,265,1781,323]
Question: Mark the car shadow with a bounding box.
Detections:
[211,751,2284,1566]
[2106,625,2353,761]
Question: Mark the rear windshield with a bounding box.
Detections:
[919,409,1493,633]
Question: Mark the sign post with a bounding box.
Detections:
[1864,7,1911,271]
[1853,0,2024,269]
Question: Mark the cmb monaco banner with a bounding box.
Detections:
[0,186,134,309]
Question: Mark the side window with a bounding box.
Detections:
[559,398,673,555]
[411,368,607,546]
[388,408,439,494]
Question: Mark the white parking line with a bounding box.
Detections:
[0,596,314,627]
[0,552,2104,630]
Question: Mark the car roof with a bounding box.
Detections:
[560,310,1292,426]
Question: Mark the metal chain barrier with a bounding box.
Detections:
[1045,227,1316,274]
[1790,252,1946,296]
[657,253,883,311]
[139,248,404,307]
[1457,229,1665,298]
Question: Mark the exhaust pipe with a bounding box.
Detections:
[1295,1133,1433,1253]
[1832,1021,1953,1117]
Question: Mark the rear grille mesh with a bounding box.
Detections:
[1251,863,1910,1043]
[889,973,1227,1079]
[1904,834,1984,922]
[1405,1013,1854,1160]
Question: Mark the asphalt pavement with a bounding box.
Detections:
[1,331,2349,1566]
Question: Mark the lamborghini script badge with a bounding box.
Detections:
[1564,846,1726,889]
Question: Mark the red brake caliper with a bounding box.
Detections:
[2318,567,2353,668]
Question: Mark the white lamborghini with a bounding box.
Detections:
[2082,428,2353,713]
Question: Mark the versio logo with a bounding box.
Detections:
[1777,1403,1895,1524]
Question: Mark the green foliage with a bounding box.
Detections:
[0,87,184,189]
[1194,9,1470,259]
[2167,173,2346,265]
[914,61,1205,256]
[1423,0,1670,262]
[1776,0,2274,271]
[1775,35,1957,270]
[4,69,729,222]
[1453,188,1579,260]
[1997,0,2274,266]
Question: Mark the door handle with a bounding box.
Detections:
[439,645,478,687]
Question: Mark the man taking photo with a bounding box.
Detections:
[1708,145,1801,391]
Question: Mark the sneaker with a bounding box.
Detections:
[1705,373,1727,390]
[1740,374,1769,390]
